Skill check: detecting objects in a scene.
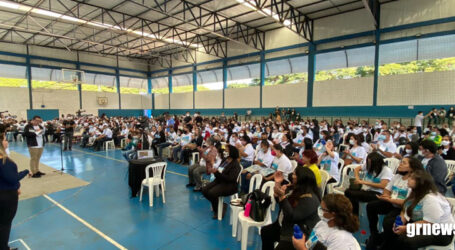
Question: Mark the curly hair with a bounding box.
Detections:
[323,194,359,233]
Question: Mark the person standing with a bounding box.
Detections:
[24,116,45,178]
[0,125,29,250]
[414,111,429,139]
[63,117,75,151]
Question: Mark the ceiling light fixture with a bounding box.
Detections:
[236,0,292,27]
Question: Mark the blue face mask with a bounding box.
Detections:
[378,135,386,141]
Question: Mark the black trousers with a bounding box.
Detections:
[201,181,236,214]
[0,190,18,250]
[345,189,381,215]
[366,199,401,235]
[94,137,110,151]
[261,221,294,250]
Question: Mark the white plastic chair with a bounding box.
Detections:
[190,152,200,165]
[104,140,115,151]
[231,174,263,237]
[216,165,243,220]
[338,158,345,169]
[139,162,167,207]
[384,158,400,174]
[17,134,24,142]
[420,197,455,250]
[120,138,127,148]
[445,160,455,184]
[320,169,330,197]
[237,181,275,250]
[332,164,361,195]
[290,160,298,171]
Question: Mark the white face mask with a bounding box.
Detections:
[349,139,355,145]
[223,151,229,158]
[442,140,450,146]
[318,207,333,223]
[405,149,412,154]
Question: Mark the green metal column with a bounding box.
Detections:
[168,69,172,110]
[222,60,227,109]
[373,6,381,106]
[307,43,316,108]
[26,46,32,110]
[193,65,197,110]
[76,52,82,110]
[115,68,121,109]
[260,51,265,108]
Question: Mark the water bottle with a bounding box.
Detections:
[293,224,303,239]
[394,216,403,231]
[244,199,252,217]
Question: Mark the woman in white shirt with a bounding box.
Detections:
[265,144,293,182]
[345,152,393,216]
[392,170,454,249]
[292,194,360,250]
[239,140,274,194]
[342,134,367,165]
[317,140,340,184]
[366,157,424,249]
[237,135,255,168]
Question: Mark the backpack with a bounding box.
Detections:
[243,189,272,222]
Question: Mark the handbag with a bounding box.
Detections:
[243,189,272,222]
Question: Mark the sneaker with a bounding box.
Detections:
[37,171,46,175]
[31,173,42,178]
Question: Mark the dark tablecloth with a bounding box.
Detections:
[128,157,165,197]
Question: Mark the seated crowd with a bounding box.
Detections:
[1,108,455,250]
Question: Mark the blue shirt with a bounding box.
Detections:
[166,119,175,132]
[0,158,29,190]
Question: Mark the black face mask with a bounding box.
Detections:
[397,171,409,176]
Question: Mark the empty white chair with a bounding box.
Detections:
[320,169,330,197]
[384,158,400,174]
[139,162,167,207]
[120,138,127,148]
[104,140,115,151]
[420,197,455,250]
[231,174,263,237]
[238,181,275,250]
[190,152,200,165]
[216,165,243,220]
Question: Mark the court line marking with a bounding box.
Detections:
[71,148,189,178]
[8,238,31,250]
[43,194,127,250]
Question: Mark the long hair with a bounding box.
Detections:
[366,151,385,178]
[404,170,439,219]
[323,194,359,233]
[288,166,321,207]
[0,125,12,164]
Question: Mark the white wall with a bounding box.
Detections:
[170,92,193,109]
[155,94,169,109]
[263,83,307,108]
[378,71,455,105]
[195,90,223,109]
[313,77,374,107]
[121,94,153,109]
[82,91,119,115]
[0,87,29,120]
[32,89,79,116]
[314,9,374,40]
[225,87,260,108]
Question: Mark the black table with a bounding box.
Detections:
[128,157,165,197]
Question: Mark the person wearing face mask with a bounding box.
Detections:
[438,135,455,160]
[261,167,321,250]
[390,170,454,249]
[418,140,447,194]
[187,136,218,192]
[0,124,29,250]
[371,130,396,158]
[300,150,322,187]
[280,133,296,159]
[343,134,367,165]
[317,140,340,185]
[427,128,442,146]
[394,141,419,160]
[266,144,293,182]
[240,140,274,194]
[313,131,330,157]
[229,132,240,147]
[295,194,361,250]
[448,107,455,126]
[365,157,424,249]
[345,152,393,216]
[236,135,255,168]
[202,145,241,220]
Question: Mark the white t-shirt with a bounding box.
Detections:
[386,174,411,207]
[414,114,424,127]
[347,146,367,164]
[229,137,240,147]
[361,142,372,154]
[404,193,454,223]
[310,221,361,250]
[272,155,293,182]
[361,166,393,193]
[32,125,44,148]
[378,140,397,154]
[180,133,192,146]
[320,152,340,182]
[242,143,255,162]
[255,148,274,168]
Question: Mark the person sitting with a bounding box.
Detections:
[394,141,419,160]
[371,130,397,158]
[170,126,192,162]
[265,144,293,183]
[93,125,112,151]
[345,152,393,216]
[419,140,447,194]
[201,145,241,220]
[261,167,321,250]
[366,157,424,249]
[156,127,177,158]
[178,127,203,164]
[300,149,322,187]
[240,140,274,194]
[390,170,454,249]
[343,134,367,165]
[187,136,218,192]
[317,139,340,186]
[439,135,455,160]
[296,194,361,250]
[236,135,255,168]
[150,126,165,157]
